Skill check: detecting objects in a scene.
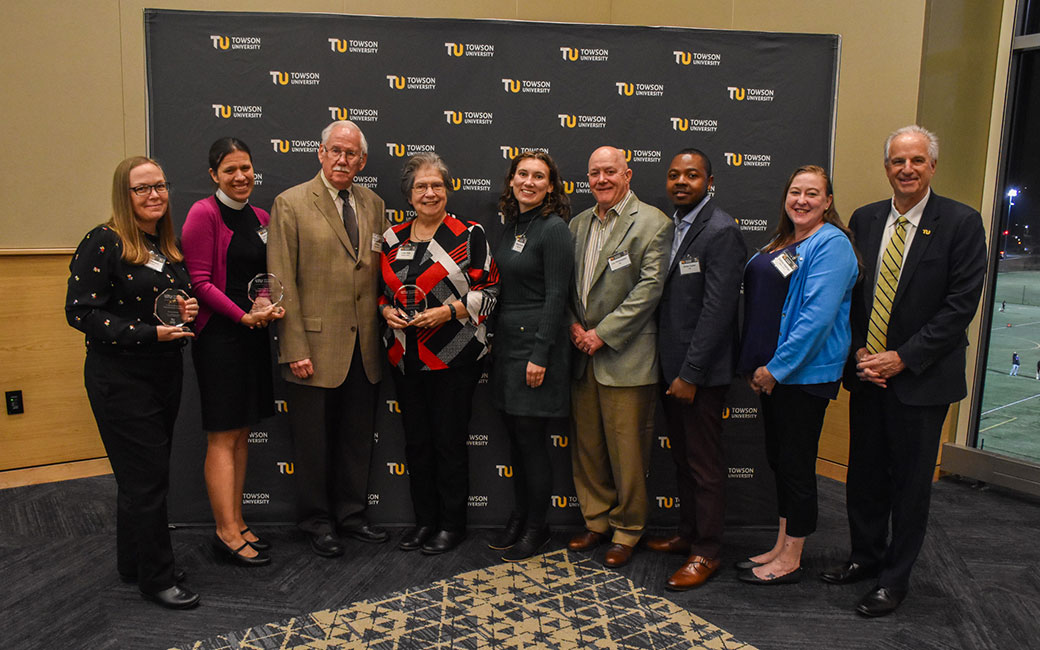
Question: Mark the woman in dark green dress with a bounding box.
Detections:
[489,151,573,561]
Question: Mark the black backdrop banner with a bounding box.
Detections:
[146,10,839,527]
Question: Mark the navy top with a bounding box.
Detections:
[738,242,839,400]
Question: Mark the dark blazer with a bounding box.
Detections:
[658,198,747,388]
[842,192,987,406]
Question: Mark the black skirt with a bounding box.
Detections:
[191,315,275,432]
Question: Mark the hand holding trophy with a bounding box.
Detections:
[154,288,197,340]
[393,284,427,322]
[244,273,285,328]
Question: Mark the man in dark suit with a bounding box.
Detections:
[566,146,672,568]
[644,150,746,589]
[268,121,389,557]
[822,125,986,616]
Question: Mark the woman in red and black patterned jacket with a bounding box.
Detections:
[379,152,499,555]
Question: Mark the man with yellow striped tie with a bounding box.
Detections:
[820,126,987,617]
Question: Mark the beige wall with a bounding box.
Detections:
[0,0,1001,480]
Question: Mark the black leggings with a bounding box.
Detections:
[503,414,553,528]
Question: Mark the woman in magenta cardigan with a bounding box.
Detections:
[181,137,282,566]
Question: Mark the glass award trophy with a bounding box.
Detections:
[393,284,427,322]
[248,273,284,310]
[154,288,191,328]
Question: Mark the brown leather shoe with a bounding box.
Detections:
[568,530,606,551]
[644,535,690,555]
[604,543,635,568]
[666,555,720,591]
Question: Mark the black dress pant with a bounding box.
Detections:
[287,342,377,535]
[84,350,182,594]
[759,384,830,538]
[393,363,480,532]
[502,414,553,529]
[661,383,729,558]
[847,384,948,592]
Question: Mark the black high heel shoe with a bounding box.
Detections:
[212,533,271,566]
[488,512,525,550]
[241,527,272,551]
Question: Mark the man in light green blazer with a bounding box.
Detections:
[566,146,672,568]
[267,121,388,558]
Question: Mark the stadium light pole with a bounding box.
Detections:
[1005,188,1018,256]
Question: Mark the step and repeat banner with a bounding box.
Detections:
[147,10,839,527]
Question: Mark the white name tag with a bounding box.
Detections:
[397,243,417,260]
[608,251,631,271]
[679,257,701,275]
[256,226,268,244]
[512,236,526,253]
[771,251,798,278]
[145,251,166,272]
[371,233,383,252]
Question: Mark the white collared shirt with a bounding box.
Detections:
[874,188,931,285]
[215,188,247,210]
[319,171,358,219]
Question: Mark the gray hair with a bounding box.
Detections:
[884,125,938,164]
[400,152,453,199]
[320,120,368,155]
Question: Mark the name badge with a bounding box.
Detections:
[608,251,631,271]
[371,233,383,252]
[512,236,526,253]
[771,251,798,278]
[679,257,701,275]
[256,226,268,244]
[397,243,417,260]
[145,251,166,272]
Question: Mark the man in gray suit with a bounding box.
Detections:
[566,146,672,568]
[645,149,746,589]
[268,120,388,557]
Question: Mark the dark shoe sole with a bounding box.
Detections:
[737,567,803,585]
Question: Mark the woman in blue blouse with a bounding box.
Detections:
[735,165,859,585]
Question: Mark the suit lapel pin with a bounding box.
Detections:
[922,228,931,235]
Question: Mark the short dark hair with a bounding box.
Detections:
[672,147,712,179]
[208,137,252,171]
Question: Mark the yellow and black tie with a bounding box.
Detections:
[866,216,909,354]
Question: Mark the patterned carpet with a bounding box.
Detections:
[171,549,755,650]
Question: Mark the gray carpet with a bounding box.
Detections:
[1,475,1038,649]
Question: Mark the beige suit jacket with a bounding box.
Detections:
[569,192,672,387]
[268,172,385,388]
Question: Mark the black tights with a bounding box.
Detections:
[503,414,553,528]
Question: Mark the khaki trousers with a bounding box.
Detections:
[570,362,656,546]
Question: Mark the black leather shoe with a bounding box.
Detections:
[241,527,272,551]
[141,584,200,609]
[820,561,878,585]
[856,586,906,617]
[502,526,551,562]
[399,525,437,551]
[213,533,272,566]
[737,566,803,585]
[488,512,526,550]
[734,558,764,571]
[309,532,345,558]
[342,523,389,544]
[120,567,186,584]
[421,529,466,555]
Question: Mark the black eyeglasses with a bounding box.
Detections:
[129,183,171,196]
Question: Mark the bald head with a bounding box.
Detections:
[588,146,632,214]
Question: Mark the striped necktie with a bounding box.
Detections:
[866,216,909,354]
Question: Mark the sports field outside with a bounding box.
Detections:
[977,269,1040,463]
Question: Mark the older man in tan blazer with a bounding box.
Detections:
[567,146,672,568]
[268,120,387,557]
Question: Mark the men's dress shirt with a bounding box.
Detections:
[873,189,929,285]
[318,171,359,223]
[669,193,711,266]
[580,191,633,308]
